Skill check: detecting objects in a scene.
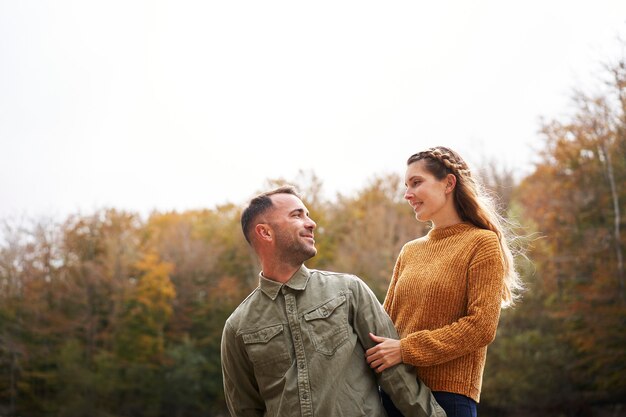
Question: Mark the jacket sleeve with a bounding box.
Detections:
[221,321,265,417]
[350,276,446,417]
[400,234,505,366]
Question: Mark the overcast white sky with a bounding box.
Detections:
[1,1,625,220]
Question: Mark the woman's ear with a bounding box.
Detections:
[445,173,457,194]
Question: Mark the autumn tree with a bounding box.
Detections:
[516,57,626,409]
[323,173,427,298]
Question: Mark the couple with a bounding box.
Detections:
[220,146,523,417]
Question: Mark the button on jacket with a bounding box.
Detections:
[221,266,445,417]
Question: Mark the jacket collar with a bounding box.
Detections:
[259,265,311,300]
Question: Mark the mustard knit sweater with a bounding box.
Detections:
[383,222,505,402]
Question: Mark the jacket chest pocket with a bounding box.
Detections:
[304,295,349,356]
[242,324,292,378]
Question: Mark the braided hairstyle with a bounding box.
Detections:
[407,146,523,307]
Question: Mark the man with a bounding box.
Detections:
[221,185,445,417]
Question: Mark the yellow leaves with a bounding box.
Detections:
[130,252,176,323]
[114,252,176,363]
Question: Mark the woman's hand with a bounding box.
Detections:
[365,333,402,373]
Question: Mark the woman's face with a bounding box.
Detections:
[403,159,451,223]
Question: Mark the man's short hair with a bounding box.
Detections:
[241,185,300,244]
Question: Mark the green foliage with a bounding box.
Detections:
[161,337,211,416]
[482,274,577,412]
[55,339,100,417]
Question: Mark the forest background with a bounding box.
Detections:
[1,54,626,417]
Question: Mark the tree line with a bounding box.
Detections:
[1,60,625,417]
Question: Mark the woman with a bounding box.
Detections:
[365,146,523,417]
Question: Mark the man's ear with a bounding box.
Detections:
[255,223,272,242]
[445,173,457,194]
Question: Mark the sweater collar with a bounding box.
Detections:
[427,222,475,240]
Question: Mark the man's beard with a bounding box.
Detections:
[275,230,317,267]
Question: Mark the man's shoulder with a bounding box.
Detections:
[308,268,361,283]
[307,268,371,292]
[309,268,353,277]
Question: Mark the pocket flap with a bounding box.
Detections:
[304,295,346,321]
[242,324,284,344]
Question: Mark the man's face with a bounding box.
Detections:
[267,193,317,264]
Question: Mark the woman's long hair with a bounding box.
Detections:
[407,146,524,307]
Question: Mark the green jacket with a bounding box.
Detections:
[221,265,445,417]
